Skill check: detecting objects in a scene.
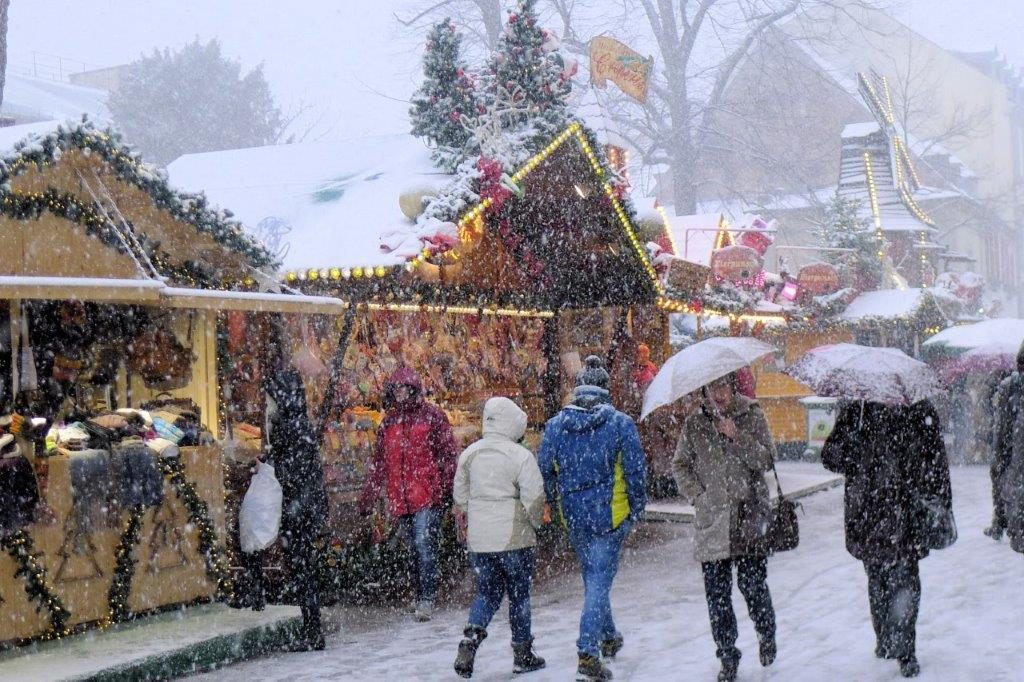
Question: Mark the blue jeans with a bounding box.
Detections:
[569,521,630,656]
[467,548,536,643]
[397,507,442,602]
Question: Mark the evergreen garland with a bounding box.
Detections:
[1,530,71,639]
[0,117,278,269]
[409,19,479,172]
[0,190,226,289]
[105,504,146,625]
[157,457,234,601]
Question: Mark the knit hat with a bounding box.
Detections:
[576,355,610,389]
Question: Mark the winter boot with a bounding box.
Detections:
[576,653,613,681]
[759,638,776,667]
[717,659,739,682]
[899,656,921,678]
[600,634,624,659]
[287,607,325,651]
[983,524,1004,541]
[414,599,434,622]
[454,625,487,678]
[875,642,896,659]
[512,638,546,674]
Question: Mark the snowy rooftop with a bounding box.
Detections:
[840,288,935,321]
[922,318,1024,352]
[167,135,450,272]
[1,73,110,125]
[0,120,66,155]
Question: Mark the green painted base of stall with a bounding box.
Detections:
[0,603,300,681]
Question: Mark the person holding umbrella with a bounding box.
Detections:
[789,343,955,678]
[672,371,778,682]
[820,399,954,678]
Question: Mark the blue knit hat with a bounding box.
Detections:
[576,355,610,389]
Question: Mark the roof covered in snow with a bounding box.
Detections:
[167,135,451,272]
[840,288,950,321]
[922,318,1024,352]
[1,73,110,125]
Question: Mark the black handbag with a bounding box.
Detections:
[766,466,800,553]
[918,495,957,550]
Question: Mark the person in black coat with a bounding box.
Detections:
[821,399,954,679]
[264,367,330,651]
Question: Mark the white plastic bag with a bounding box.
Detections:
[239,461,283,553]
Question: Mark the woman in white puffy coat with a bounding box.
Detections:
[452,397,547,678]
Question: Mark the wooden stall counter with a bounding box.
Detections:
[0,445,226,642]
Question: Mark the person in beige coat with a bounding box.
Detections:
[673,373,778,682]
[452,397,546,678]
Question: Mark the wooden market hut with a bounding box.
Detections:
[0,120,342,643]
[168,121,682,511]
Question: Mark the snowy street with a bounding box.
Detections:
[195,466,1022,681]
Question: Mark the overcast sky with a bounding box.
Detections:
[8,1,1024,140]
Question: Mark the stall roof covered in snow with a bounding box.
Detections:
[1,73,110,125]
[922,318,1024,353]
[840,288,949,321]
[168,135,450,272]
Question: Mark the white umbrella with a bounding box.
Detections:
[640,337,777,420]
[786,343,943,405]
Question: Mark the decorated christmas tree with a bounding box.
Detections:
[485,0,574,146]
[814,196,884,292]
[409,19,478,172]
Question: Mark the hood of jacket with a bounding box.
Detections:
[383,366,424,411]
[263,367,310,424]
[482,397,528,442]
[560,402,615,433]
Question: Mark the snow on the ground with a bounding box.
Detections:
[196,466,1023,681]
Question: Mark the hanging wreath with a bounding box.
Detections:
[1,530,71,639]
[105,504,146,625]
[157,458,234,601]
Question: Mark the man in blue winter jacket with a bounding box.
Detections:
[539,355,647,682]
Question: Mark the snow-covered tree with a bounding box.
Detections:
[485,0,572,144]
[109,39,284,165]
[410,19,479,172]
[813,196,883,292]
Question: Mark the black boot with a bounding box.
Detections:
[512,638,546,674]
[717,659,738,682]
[899,656,921,678]
[600,634,624,659]
[576,653,613,681]
[454,625,487,678]
[759,638,776,666]
[287,607,325,651]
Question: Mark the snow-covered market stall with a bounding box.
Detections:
[0,120,341,643]
[169,119,678,546]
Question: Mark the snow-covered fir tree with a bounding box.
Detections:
[485,0,573,146]
[409,19,479,172]
[813,196,884,291]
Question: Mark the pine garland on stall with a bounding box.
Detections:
[157,457,234,601]
[409,19,479,172]
[105,504,146,625]
[1,530,71,639]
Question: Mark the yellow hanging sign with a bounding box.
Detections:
[590,36,654,103]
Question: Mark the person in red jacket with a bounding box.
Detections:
[359,367,458,621]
